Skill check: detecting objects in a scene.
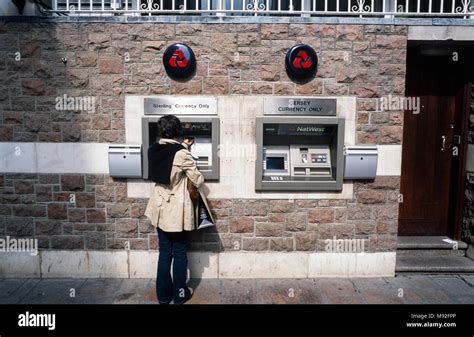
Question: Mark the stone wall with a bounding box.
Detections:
[0,21,406,252]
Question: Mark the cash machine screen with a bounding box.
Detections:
[149,122,212,142]
[181,122,212,137]
[181,122,212,167]
[148,121,213,167]
[266,157,285,170]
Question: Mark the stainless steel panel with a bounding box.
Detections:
[108,144,142,178]
[343,145,378,180]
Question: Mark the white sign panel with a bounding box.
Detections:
[144,97,217,115]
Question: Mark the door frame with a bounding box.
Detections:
[450,80,471,240]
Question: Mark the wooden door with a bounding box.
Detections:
[398,44,472,237]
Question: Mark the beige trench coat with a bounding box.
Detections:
[144,139,204,232]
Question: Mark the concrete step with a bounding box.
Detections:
[397,249,466,257]
[397,236,468,250]
[396,256,474,273]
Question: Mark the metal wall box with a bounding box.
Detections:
[343,145,378,180]
[108,144,142,178]
[142,116,220,181]
[255,116,345,191]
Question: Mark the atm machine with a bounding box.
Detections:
[142,116,220,181]
[255,114,345,191]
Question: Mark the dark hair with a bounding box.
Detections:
[158,115,182,139]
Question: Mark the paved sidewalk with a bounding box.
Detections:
[1,274,473,304]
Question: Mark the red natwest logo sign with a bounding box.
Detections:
[169,49,188,68]
[292,50,312,69]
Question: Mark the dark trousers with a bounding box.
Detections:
[156,228,191,304]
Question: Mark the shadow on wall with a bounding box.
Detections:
[187,224,222,288]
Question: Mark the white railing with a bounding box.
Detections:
[49,0,474,17]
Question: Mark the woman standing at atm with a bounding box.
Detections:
[145,114,204,305]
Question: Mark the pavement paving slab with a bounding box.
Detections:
[387,274,454,304]
[0,278,41,304]
[256,279,322,304]
[187,279,221,304]
[316,278,363,303]
[0,279,29,303]
[460,275,474,286]
[428,275,474,296]
[219,279,257,304]
[351,278,404,304]
[113,279,155,304]
[17,278,87,304]
[315,278,358,296]
[75,278,124,304]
